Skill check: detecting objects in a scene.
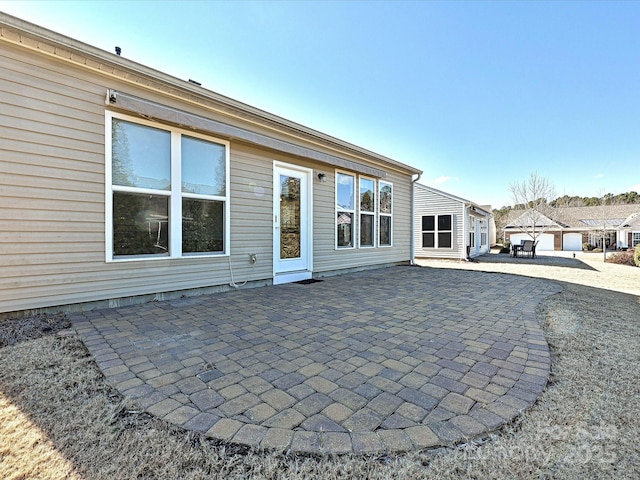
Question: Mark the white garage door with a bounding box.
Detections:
[563,233,583,251]
[510,233,555,251]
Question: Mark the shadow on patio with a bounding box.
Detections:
[477,252,599,271]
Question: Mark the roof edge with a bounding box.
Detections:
[415,183,492,215]
[0,12,422,176]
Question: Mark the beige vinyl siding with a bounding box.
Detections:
[1,41,105,312]
[0,42,269,313]
[226,150,413,276]
[227,143,274,277]
[313,169,413,273]
[413,185,464,259]
[0,32,416,314]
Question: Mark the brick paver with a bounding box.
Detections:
[70,266,561,454]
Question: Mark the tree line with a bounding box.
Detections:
[494,190,640,218]
[549,191,640,207]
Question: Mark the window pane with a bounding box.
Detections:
[422,232,434,248]
[360,178,375,212]
[182,135,226,196]
[337,212,353,247]
[182,198,224,253]
[380,216,391,246]
[422,215,434,231]
[280,175,301,259]
[112,118,171,190]
[360,214,374,247]
[337,173,355,210]
[113,192,169,256]
[438,232,452,248]
[380,183,392,214]
[438,214,452,231]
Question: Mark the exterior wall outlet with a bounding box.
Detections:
[249,253,257,263]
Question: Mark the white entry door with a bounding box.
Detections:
[273,162,313,284]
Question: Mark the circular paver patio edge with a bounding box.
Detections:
[71,266,562,455]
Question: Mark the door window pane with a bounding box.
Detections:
[112,118,171,190]
[280,175,301,259]
[182,135,226,196]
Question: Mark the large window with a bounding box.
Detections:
[422,214,452,248]
[359,177,376,247]
[336,172,355,248]
[335,172,391,249]
[379,181,393,246]
[633,232,640,247]
[107,113,229,260]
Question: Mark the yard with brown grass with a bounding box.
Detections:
[1,256,639,479]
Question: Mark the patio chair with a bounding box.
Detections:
[521,240,534,258]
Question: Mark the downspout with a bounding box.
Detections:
[410,173,422,265]
[462,203,469,260]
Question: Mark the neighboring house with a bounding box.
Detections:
[0,14,422,315]
[413,184,493,260]
[504,204,640,251]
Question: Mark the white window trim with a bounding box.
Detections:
[335,170,356,249]
[633,232,640,247]
[469,217,476,248]
[379,180,393,247]
[359,176,377,248]
[105,111,230,262]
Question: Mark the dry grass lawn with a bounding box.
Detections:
[1,258,639,479]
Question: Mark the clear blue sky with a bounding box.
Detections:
[3,0,639,208]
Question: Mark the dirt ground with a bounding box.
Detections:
[1,256,639,479]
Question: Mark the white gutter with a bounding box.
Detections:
[0,12,423,177]
[410,173,422,265]
[462,203,469,260]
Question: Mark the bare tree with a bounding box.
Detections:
[492,206,512,245]
[507,172,560,244]
[592,189,620,261]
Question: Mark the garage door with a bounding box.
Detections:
[563,233,583,251]
[510,233,555,251]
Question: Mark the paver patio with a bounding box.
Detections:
[70,266,561,454]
